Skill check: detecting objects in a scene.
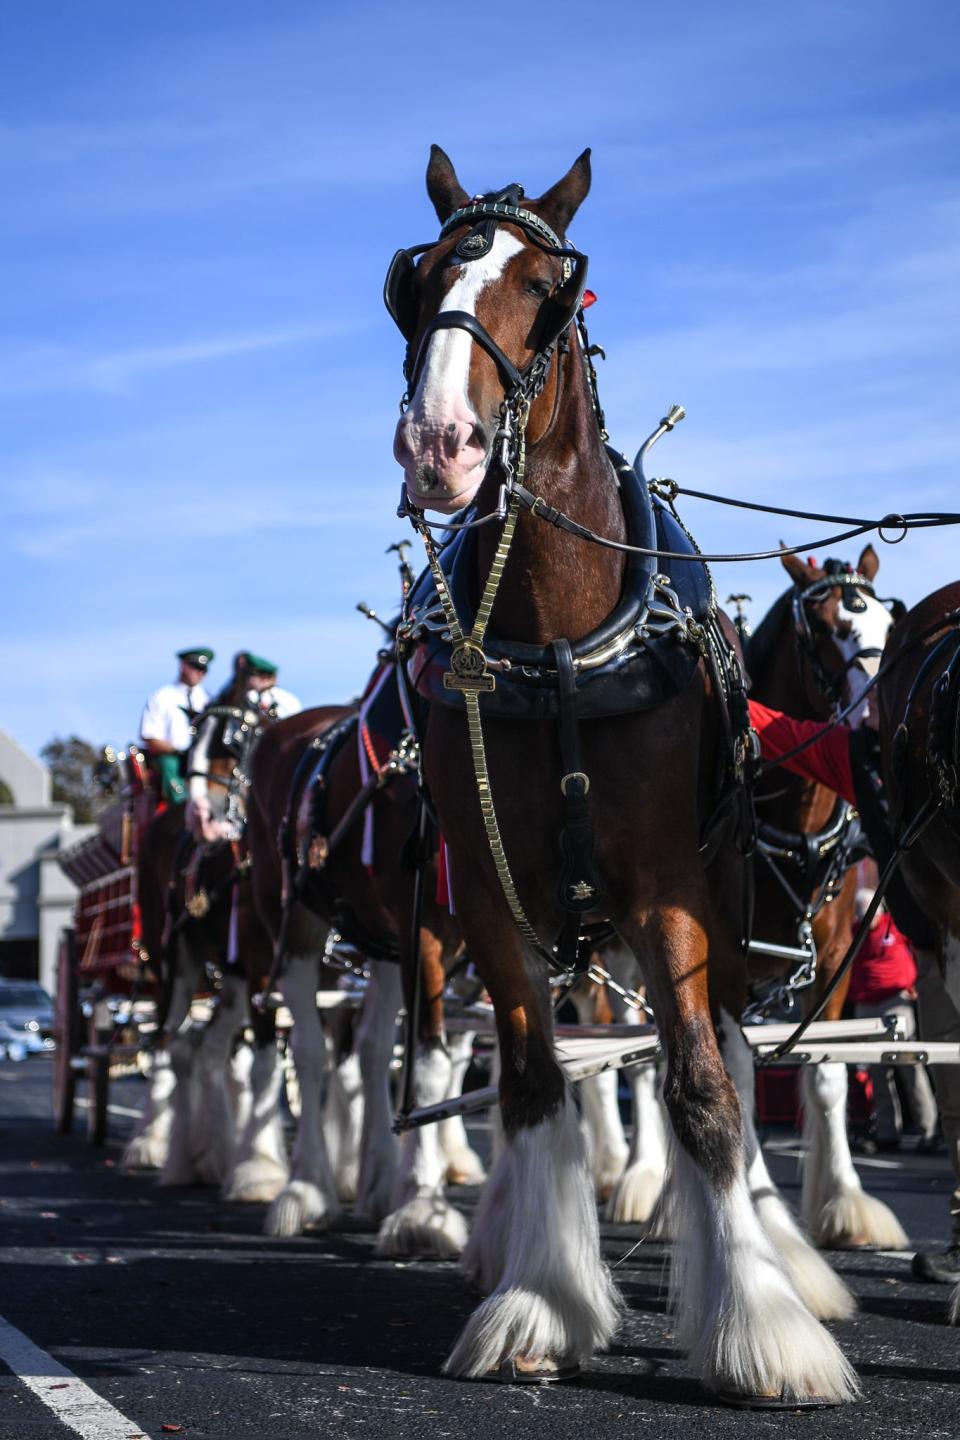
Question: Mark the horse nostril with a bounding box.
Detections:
[470,421,489,453]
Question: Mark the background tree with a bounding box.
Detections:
[40,735,110,823]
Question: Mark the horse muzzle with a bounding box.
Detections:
[394,417,489,513]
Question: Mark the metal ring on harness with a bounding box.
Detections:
[878,513,908,544]
[560,771,590,796]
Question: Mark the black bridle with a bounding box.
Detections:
[384,184,589,409]
[791,561,892,716]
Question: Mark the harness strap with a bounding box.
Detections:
[411,311,524,392]
[764,789,941,1062]
[552,639,606,973]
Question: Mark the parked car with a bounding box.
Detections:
[0,980,55,1059]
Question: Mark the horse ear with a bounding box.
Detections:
[858,543,879,581]
[780,546,817,589]
[536,148,592,236]
[426,144,469,223]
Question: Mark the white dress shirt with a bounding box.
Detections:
[140,681,209,753]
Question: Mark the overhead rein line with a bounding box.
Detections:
[409,412,960,561]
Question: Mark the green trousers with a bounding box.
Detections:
[155,752,187,805]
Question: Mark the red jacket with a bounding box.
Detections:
[748,700,856,806]
[847,913,916,1004]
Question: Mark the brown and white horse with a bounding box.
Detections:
[225,698,482,1252]
[121,667,276,1183]
[387,146,855,1401]
[744,549,906,1257]
[879,580,960,1323]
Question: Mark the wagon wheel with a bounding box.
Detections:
[51,929,81,1134]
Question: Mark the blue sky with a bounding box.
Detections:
[3,2,959,754]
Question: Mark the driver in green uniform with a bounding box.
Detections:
[139,647,214,802]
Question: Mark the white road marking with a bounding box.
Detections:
[75,1098,143,1120]
[0,1313,145,1438]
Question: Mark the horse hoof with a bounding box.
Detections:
[375,1197,468,1259]
[480,1356,580,1385]
[222,1159,289,1205]
[265,1181,337,1237]
[715,1388,844,1411]
[810,1189,909,1252]
[121,1136,169,1172]
[447,1166,485,1187]
[444,1148,487,1187]
[604,1167,664,1225]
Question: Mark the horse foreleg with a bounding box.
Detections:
[127,939,201,1177]
[322,1000,365,1204]
[377,927,468,1258]
[800,1061,908,1250]
[376,1040,469,1259]
[264,954,340,1236]
[447,934,620,1379]
[717,1008,855,1319]
[603,1061,667,1225]
[355,961,402,1225]
[595,945,666,1223]
[439,1030,486,1186]
[569,976,629,1200]
[625,900,857,1403]
[190,970,248,1186]
[222,1022,289,1205]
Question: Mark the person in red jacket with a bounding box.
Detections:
[750,696,960,1284]
[848,890,940,1152]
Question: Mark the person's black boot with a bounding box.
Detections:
[911,1244,960,1284]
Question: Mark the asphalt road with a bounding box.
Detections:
[0,1056,957,1440]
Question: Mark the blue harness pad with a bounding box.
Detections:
[405,466,713,720]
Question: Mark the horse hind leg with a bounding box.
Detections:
[264,954,341,1236]
[627,903,857,1403]
[717,1008,855,1320]
[439,1029,486,1186]
[800,1061,908,1250]
[375,1038,469,1259]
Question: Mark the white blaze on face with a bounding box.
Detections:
[834,591,894,726]
[396,229,525,511]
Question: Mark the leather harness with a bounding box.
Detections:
[386,186,750,971]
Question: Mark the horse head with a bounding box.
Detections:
[186,662,273,844]
[779,543,896,724]
[389,145,591,513]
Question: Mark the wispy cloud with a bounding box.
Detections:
[0,322,345,398]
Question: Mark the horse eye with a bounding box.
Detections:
[526,279,553,299]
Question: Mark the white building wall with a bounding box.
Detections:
[0,728,95,991]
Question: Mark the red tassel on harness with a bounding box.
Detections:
[580,290,597,309]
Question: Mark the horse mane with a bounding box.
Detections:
[745,588,794,682]
[210,670,250,709]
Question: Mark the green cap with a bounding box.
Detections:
[241,651,277,677]
[178,647,214,668]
